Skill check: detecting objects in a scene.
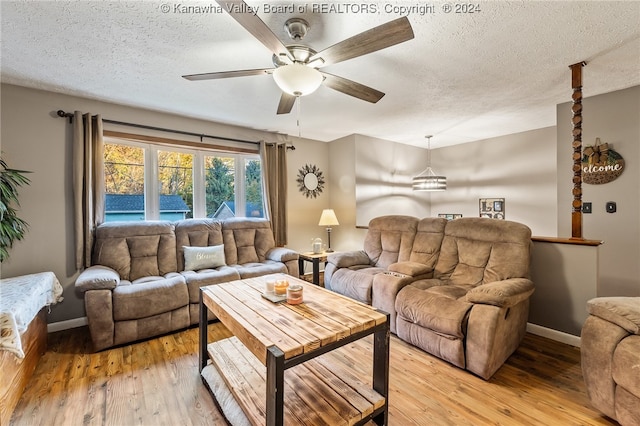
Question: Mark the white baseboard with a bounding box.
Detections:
[47,316,88,333]
[46,318,581,347]
[527,322,581,347]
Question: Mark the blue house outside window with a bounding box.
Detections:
[105,194,190,222]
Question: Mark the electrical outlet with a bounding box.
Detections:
[582,202,592,214]
[606,202,617,213]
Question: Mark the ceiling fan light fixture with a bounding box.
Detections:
[273,63,323,97]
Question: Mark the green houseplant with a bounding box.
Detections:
[0,156,31,262]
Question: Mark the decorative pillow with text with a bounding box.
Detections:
[183,245,226,271]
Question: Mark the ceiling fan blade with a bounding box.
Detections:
[182,68,273,81]
[321,72,385,103]
[216,0,293,61]
[309,17,414,67]
[277,92,296,115]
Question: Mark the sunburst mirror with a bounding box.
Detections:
[296,164,325,198]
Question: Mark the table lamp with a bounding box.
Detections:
[318,209,339,252]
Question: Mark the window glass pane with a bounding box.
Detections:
[104,143,145,222]
[158,150,193,220]
[245,158,264,218]
[205,156,235,218]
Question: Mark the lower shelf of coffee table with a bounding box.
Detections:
[204,336,384,426]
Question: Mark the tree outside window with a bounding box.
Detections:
[103,141,263,221]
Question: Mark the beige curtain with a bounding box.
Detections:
[260,141,288,246]
[73,112,105,269]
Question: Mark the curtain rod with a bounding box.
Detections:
[56,110,295,150]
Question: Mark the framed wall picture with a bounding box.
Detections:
[438,214,463,220]
[479,198,505,219]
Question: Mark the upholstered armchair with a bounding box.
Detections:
[324,215,422,304]
[581,297,640,425]
[394,218,534,380]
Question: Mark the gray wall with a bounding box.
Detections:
[0,83,331,323]
[3,82,637,330]
[558,86,640,297]
[354,134,430,227]
[428,127,558,236]
[337,127,558,236]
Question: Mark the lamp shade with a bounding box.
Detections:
[412,135,447,191]
[318,209,339,226]
[273,63,323,96]
[412,173,447,191]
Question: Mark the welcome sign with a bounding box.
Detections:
[582,138,625,185]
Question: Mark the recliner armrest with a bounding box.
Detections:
[75,265,120,293]
[266,247,299,263]
[326,250,371,268]
[587,297,640,335]
[388,261,433,278]
[372,272,418,333]
[465,278,534,307]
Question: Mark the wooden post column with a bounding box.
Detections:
[570,61,586,239]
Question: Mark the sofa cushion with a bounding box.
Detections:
[266,247,299,263]
[114,307,190,346]
[396,317,466,369]
[222,218,275,265]
[330,267,384,304]
[183,245,226,271]
[93,221,177,281]
[396,284,473,338]
[175,219,224,271]
[234,261,287,278]
[113,275,188,321]
[387,261,432,277]
[465,278,535,307]
[435,218,532,286]
[363,215,419,268]
[587,297,640,334]
[327,250,371,268]
[75,265,120,292]
[181,267,241,303]
[409,218,447,267]
[614,386,640,426]
[612,335,640,398]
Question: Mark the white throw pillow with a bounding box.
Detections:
[183,245,226,271]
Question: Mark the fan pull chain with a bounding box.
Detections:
[296,95,302,138]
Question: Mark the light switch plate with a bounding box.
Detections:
[582,202,592,214]
[606,201,617,213]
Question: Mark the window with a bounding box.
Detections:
[158,150,193,219]
[104,138,263,222]
[104,144,145,221]
[205,155,235,218]
[244,157,264,217]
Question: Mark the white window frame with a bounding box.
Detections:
[104,136,261,220]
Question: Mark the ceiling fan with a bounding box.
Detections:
[182,0,414,114]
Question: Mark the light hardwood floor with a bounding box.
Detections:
[10,323,615,426]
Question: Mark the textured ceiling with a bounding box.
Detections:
[2,1,639,147]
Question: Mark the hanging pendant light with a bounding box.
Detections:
[413,135,447,191]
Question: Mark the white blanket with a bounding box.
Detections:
[0,271,63,358]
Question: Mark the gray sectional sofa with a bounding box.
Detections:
[325,215,534,379]
[75,217,298,351]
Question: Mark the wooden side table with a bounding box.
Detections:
[297,251,332,285]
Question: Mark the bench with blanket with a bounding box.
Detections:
[0,271,63,425]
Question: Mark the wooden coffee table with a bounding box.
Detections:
[199,273,390,425]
